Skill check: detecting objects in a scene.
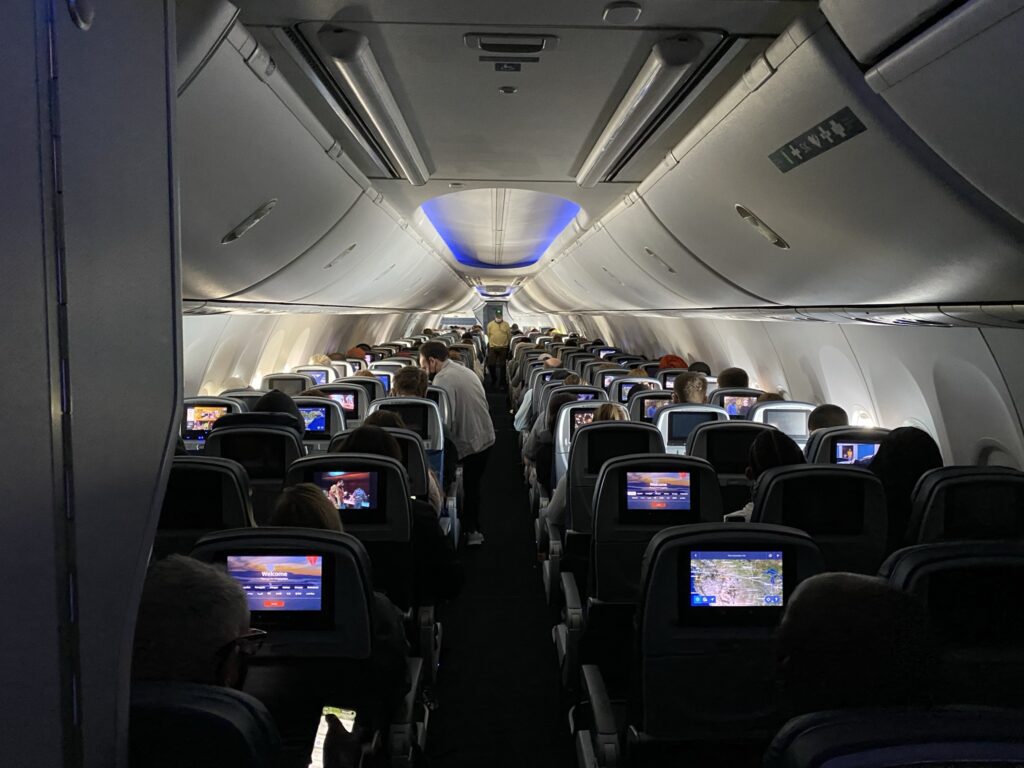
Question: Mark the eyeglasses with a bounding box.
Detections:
[216,627,267,661]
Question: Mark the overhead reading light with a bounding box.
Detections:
[576,36,703,188]
[318,29,430,186]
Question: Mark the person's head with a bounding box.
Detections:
[807,404,849,432]
[392,365,428,398]
[547,392,578,432]
[747,429,805,481]
[659,354,687,370]
[511,324,520,332]
[870,427,943,547]
[687,361,711,376]
[301,388,329,399]
[544,356,562,369]
[777,573,936,715]
[419,340,448,376]
[757,392,785,403]
[253,389,302,429]
[563,338,578,348]
[671,372,708,405]
[563,373,582,386]
[327,352,346,361]
[627,367,648,377]
[594,403,628,422]
[133,555,254,688]
[356,343,372,353]
[309,353,333,366]
[461,332,474,342]
[353,368,377,379]
[271,483,342,531]
[717,367,749,388]
[337,424,402,462]
[448,350,464,364]
[345,346,365,359]
[362,410,405,431]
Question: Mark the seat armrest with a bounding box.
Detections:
[561,572,583,622]
[542,520,563,605]
[392,656,423,726]
[580,665,620,767]
[557,572,585,692]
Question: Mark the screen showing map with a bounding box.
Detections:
[306,369,328,385]
[625,472,691,511]
[834,442,879,465]
[227,554,322,612]
[184,405,227,439]
[601,373,621,389]
[376,373,391,392]
[300,407,328,434]
[690,551,783,607]
[722,396,757,418]
[619,383,635,403]
[330,392,357,413]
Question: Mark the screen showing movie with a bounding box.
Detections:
[570,410,595,438]
[626,471,691,512]
[329,392,357,414]
[300,407,328,435]
[312,471,378,514]
[642,398,665,422]
[376,373,391,392]
[601,373,621,389]
[619,383,635,403]
[662,375,678,389]
[577,393,596,401]
[227,554,323,612]
[834,441,879,465]
[184,405,228,439]
[764,410,808,437]
[306,369,328,385]
[668,411,716,443]
[690,551,783,607]
[364,354,374,364]
[722,395,757,418]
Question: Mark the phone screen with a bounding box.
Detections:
[309,706,356,768]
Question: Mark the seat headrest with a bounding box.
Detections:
[130,681,282,768]
[688,421,777,475]
[570,421,666,477]
[212,411,304,435]
[908,466,1024,543]
[160,456,253,531]
[753,464,884,533]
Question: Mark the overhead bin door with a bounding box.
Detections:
[865,0,1024,225]
[639,15,1024,308]
[178,21,363,299]
[820,0,958,64]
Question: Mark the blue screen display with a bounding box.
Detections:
[690,551,783,607]
[300,407,327,434]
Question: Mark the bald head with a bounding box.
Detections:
[544,356,562,368]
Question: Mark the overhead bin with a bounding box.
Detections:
[820,0,958,64]
[864,0,1024,225]
[177,17,364,299]
[638,14,1024,308]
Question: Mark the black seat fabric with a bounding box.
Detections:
[907,465,1024,543]
[130,681,282,768]
[156,456,254,559]
[765,706,1024,768]
[688,421,776,510]
[880,541,1024,707]
[752,465,887,574]
[213,410,304,436]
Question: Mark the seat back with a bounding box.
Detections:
[426,385,452,429]
[293,396,346,454]
[156,456,254,559]
[292,365,335,387]
[218,389,268,412]
[204,419,305,525]
[654,403,730,455]
[627,389,673,423]
[752,465,887,574]
[748,400,815,448]
[260,372,315,397]
[553,401,606,485]
[567,422,665,533]
[655,368,688,389]
[182,397,247,452]
[369,361,406,375]
[592,368,630,390]
[367,397,444,451]
[592,454,723,602]
[609,377,661,405]
[537,383,607,423]
[765,706,1024,768]
[286,453,414,608]
[130,681,282,768]
[881,541,1024,707]
[638,523,824,739]
[688,421,777,510]
[805,425,891,465]
[329,427,429,500]
[329,360,353,379]
[907,466,1024,543]
[707,387,764,418]
[316,384,367,428]
[338,375,385,404]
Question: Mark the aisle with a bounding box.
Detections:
[425,386,575,768]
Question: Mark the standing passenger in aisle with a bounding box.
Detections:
[420,341,496,547]
[485,309,513,390]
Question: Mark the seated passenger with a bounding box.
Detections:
[385,366,458,491]
[869,427,943,552]
[309,353,333,366]
[270,485,412,706]
[757,392,785,403]
[807,403,849,432]
[777,572,936,716]
[687,361,712,376]
[252,389,302,424]
[727,430,806,522]
[353,368,378,379]
[523,391,578,490]
[540,403,629,527]
[301,388,330,399]
[336,426,462,602]
[659,354,687,370]
[513,356,565,430]
[132,555,363,766]
[363,408,446,512]
[671,371,708,405]
[717,366,750,388]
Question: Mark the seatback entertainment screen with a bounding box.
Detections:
[376,373,391,392]
[307,370,328,385]
[642,398,666,421]
[312,471,378,516]
[300,407,328,435]
[763,409,808,437]
[722,396,757,418]
[184,405,228,439]
[834,441,879,465]
[227,554,323,612]
[668,411,716,444]
[625,471,691,512]
[576,393,596,401]
[570,410,595,438]
[690,551,783,607]
[329,392,357,414]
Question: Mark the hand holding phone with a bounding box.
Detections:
[309,707,357,768]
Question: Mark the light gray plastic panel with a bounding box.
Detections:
[867,0,1024,224]
[175,0,238,93]
[821,0,957,64]
[641,21,1024,307]
[178,23,363,299]
[601,198,765,308]
[549,229,656,310]
[230,193,398,302]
